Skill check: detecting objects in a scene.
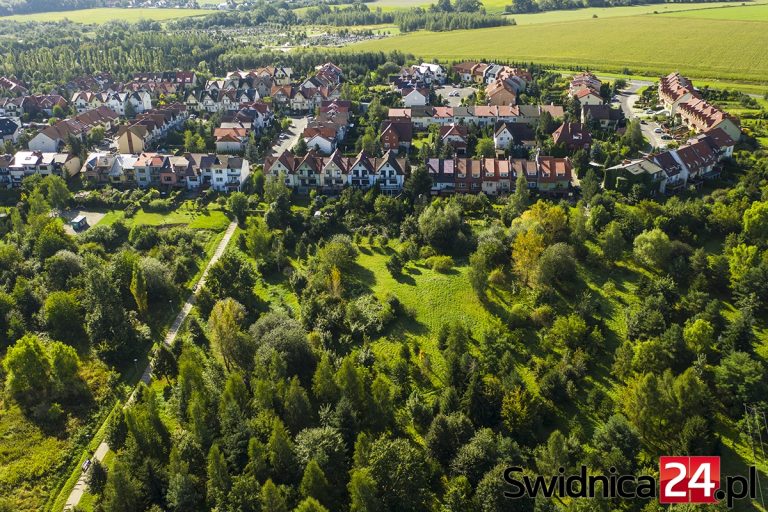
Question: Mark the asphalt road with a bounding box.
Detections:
[613,78,669,151]
[271,115,308,156]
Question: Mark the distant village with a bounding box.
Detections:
[0,58,742,199]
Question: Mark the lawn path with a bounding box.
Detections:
[62,221,238,511]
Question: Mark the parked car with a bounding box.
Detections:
[82,459,91,472]
[645,109,655,114]
[640,120,647,124]
[654,127,663,133]
[661,134,673,140]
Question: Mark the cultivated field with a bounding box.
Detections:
[662,1,768,19]
[0,7,217,24]
[348,15,768,82]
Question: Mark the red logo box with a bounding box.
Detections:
[659,456,720,504]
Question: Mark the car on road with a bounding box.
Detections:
[654,127,663,133]
[449,90,460,97]
[82,459,91,472]
[661,135,673,140]
[640,119,647,124]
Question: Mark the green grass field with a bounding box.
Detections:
[97,202,231,231]
[0,7,216,24]
[348,14,768,82]
[663,1,768,19]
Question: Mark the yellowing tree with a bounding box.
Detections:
[511,230,545,287]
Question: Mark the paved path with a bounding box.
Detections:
[271,115,308,157]
[63,221,238,511]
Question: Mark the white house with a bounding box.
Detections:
[403,88,429,108]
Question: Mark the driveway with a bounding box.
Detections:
[271,115,308,156]
[436,85,477,107]
[60,209,106,235]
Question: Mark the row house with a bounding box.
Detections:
[658,72,742,141]
[115,103,189,153]
[264,149,408,195]
[2,151,80,188]
[130,71,198,89]
[658,72,697,116]
[271,85,341,113]
[71,91,152,115]
[82,151,249,192]
[425,151,571,196]
[605,127,736,194]
[28,106,119,152]
[185,88,261,113]
[387,104,563,131]
[227,66,293,87]
[0,97,24,117]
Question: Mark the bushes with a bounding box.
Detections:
[425,255,453,273]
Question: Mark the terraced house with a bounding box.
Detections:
[264,149,408,195]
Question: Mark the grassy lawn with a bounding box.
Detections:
[0,7,217,24]
[97,201,231,231]
[347,14,768,82]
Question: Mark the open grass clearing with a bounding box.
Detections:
[97,201,231,231]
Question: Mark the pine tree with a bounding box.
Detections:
[299,459,331,506]
[130,263,148,316]
[207,443,231,509]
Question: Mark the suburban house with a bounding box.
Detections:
[215,126,249,153]
[569,72,602,97]
[494,121,536,151]
[116,125,149,154]
[380,120,414,154]
[574,88,604,106]
[0,76,28,96]
[440,124,469,155]
[552,122,592,150]
[581,104,623,129]
[0,117,21,143]
[6,151,80,187]
[402,88,430,108]
[486,79,517,106]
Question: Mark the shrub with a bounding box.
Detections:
[426,255,453,273]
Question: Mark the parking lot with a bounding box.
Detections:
[436,85,477,107]
[271,115,308,156]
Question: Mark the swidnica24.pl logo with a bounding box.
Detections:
[503,456,758,508]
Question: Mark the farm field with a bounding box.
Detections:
[662,1,768,19]
[0,7,216,24]
[347,15,768,82]
[298,0,764,16]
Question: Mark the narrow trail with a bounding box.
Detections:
[63,221,238,511]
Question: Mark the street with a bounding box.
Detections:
[271,115,308,156]
[612,78,668,151]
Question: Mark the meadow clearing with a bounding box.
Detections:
[348,14,768,82]
[0,7,216,24]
